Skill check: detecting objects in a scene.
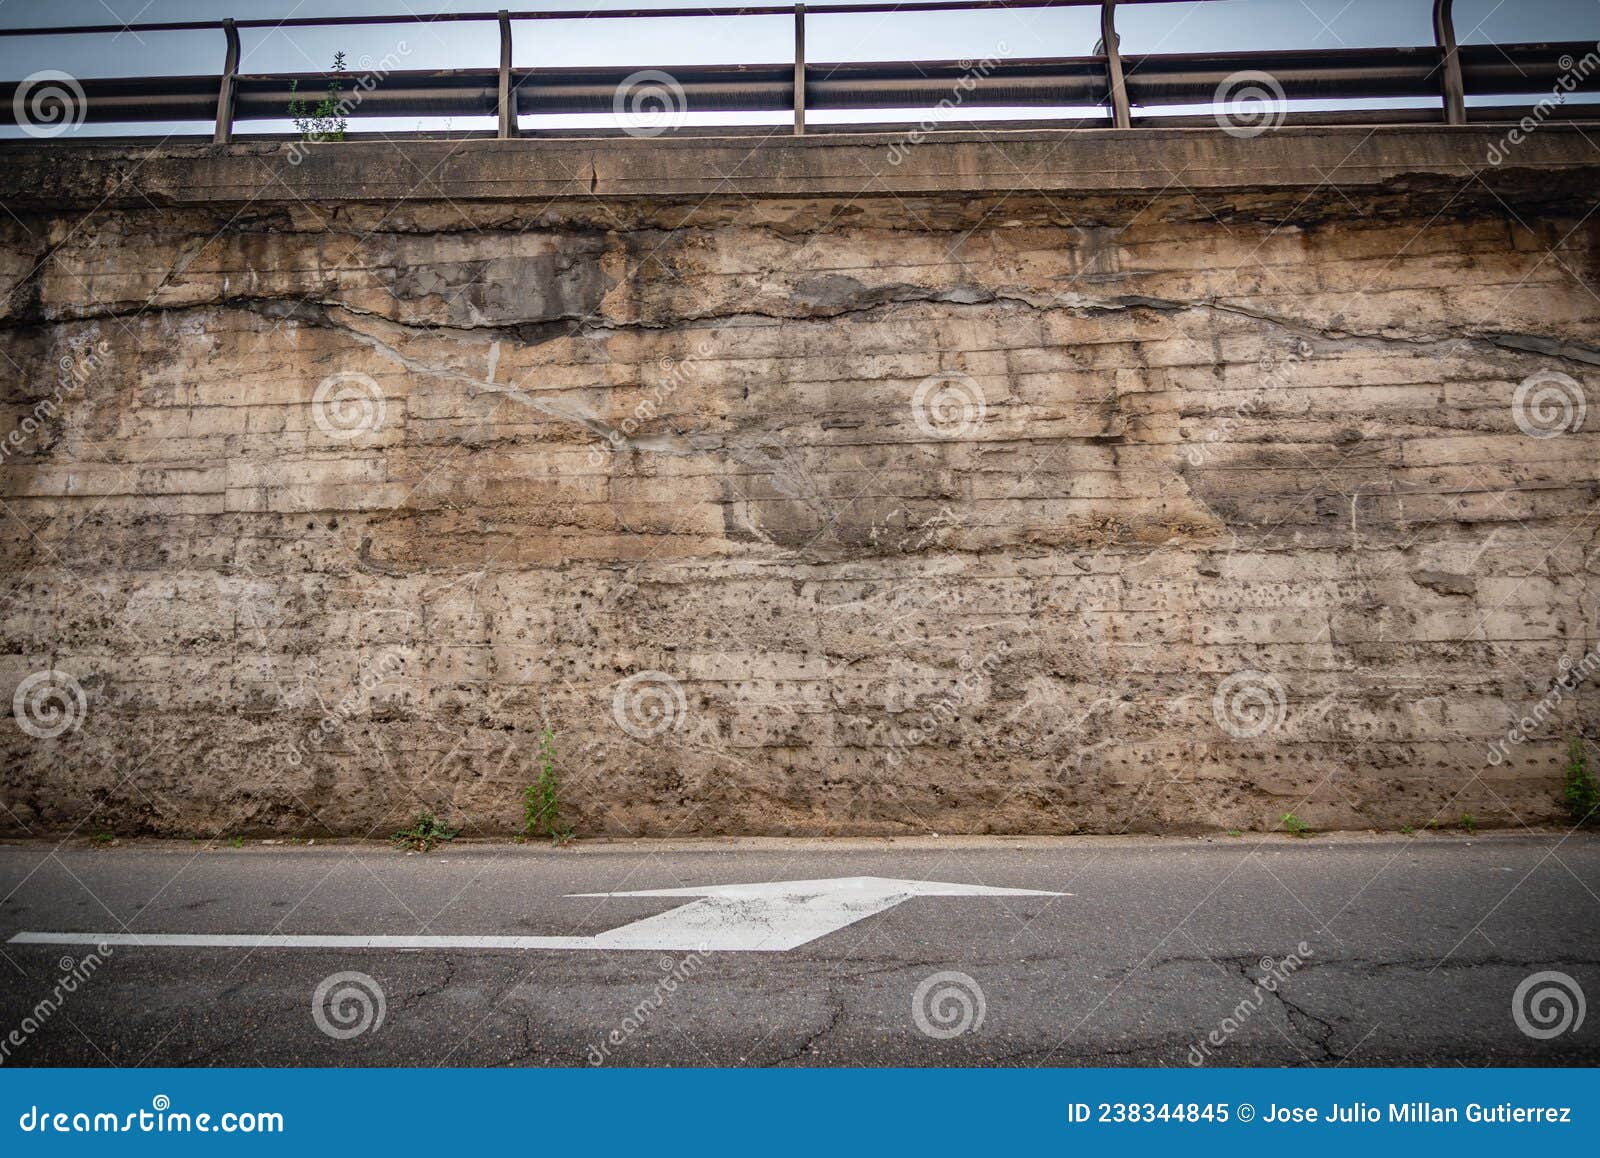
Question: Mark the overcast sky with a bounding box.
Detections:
[3,0,1598,135]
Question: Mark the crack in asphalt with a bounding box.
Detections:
[391,956,457,1014]
[763,993,847,1067]
[1215,955,1343,1063]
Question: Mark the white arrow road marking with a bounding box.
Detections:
[7,876,1066,953]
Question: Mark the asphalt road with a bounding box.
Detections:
[0,833,1596,1066]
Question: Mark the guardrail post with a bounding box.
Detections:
[1432,0,1466,125]
[794,3,806,136]
[1100,0,1131,129]
[212,18,240,144]
[498,10,518,138]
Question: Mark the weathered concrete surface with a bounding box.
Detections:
[0,129,1597,837]
[2,125,1598,205]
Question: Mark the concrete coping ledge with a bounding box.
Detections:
[1,123,1598,208]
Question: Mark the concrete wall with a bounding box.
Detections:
[1,128,1597,836]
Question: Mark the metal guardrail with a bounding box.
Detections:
[0,0,1596,142]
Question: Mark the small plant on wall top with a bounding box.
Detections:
[289,51,349,142]
[524,728,574,845]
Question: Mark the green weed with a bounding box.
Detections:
[524,728,573,845]
[289,52,348,142]
[1565,737,1597,826]
[392,810,457,852]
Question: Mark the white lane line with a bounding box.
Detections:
[7,875,1068,954]
[8,932,596,950]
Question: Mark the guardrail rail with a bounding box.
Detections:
[1,0,1596,142]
